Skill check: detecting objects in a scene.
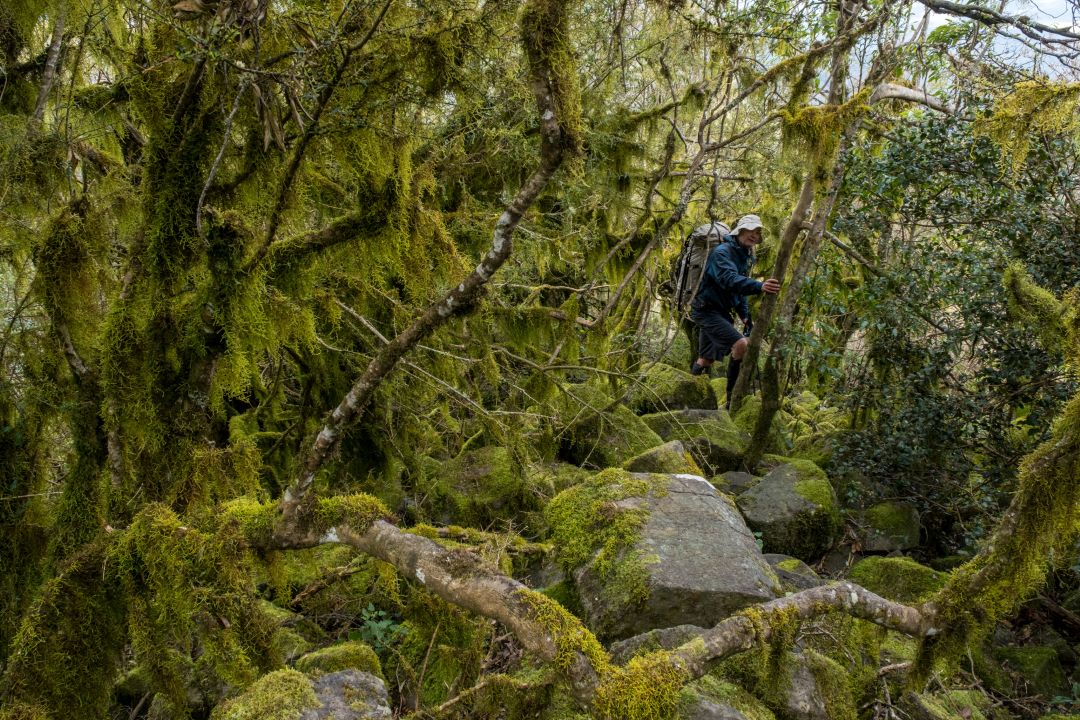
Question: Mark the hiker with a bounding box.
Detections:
[689,214,780,406]
[669,220,730,369]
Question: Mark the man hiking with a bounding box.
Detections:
[689,214,781,407]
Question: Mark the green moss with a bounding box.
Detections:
[222,497,279,546]
[519,0,583,156]
[593,650,688,720]
[545,469,669,611]
[804,650,856,720]
[518,589,609,672]
[775,558,804,573]
[909,689,992,720]
[975,81,1080,172]
[622,440,702,475]
[314,494,391,535]
[993,646,1067,697]
[1,544,126,720]
[416,446,546,530]
[679,675,775,720]
[848,556,947,603]
[552,384,664,468]
[296,641,383,680]
[209,669,318,720]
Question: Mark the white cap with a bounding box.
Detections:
[732,214,763,235]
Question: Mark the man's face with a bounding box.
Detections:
[736,228,762,249]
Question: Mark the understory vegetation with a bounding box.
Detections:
[1,0,1079,718]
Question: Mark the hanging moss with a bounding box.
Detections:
[974,81,1080,173]
[780,88,872,171]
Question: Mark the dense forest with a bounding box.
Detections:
[1,0,1079,717]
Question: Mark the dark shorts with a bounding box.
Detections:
[691,308,743,361]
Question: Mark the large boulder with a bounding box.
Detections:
[642,409,749,475]
[547,470,780,641]
[859,501,921,552]
[735,461,840,561]
[627,364,717,414]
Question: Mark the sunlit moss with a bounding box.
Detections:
[975,81,1080,172]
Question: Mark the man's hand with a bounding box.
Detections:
[761,278,781,295]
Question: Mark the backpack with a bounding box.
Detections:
[667,221,730,315]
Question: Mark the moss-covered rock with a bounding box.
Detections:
[527,462,594,496]
[548,384,664,469]
[295,642,382,680]
[735,462,841,561]
[679,674,776,720]
[209,669,318,720]
[623,440,702,474]
[547,470,778,640]
[732,396,790,455]
[903,689,994,720]
[846,556,947,603]
[860,502,921,552]
[626,364,717,414]
[414,446,546,530]
[641,409,749,474]
[993,645,1069,697]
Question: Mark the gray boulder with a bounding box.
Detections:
[573,473,780,640]
[609,624,706,665]
[300,670,392,720]
[763,554,823,592]
[735,461,840,562]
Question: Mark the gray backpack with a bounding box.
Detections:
[670,221,730,315]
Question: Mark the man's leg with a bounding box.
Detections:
[725,337,749,407]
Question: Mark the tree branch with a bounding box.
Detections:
[869,82,952,113]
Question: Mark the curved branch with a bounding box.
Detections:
[870,82,952,113]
